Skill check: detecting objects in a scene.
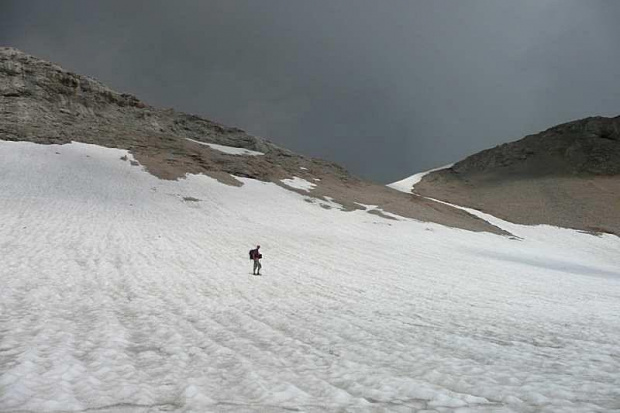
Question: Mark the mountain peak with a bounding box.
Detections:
[449,115,620,178]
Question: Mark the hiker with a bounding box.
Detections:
[250,245,262,275]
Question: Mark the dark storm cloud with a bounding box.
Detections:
[2,1,620,182]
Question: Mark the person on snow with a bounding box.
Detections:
[250,245,262,275]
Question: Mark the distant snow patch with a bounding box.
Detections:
[388,163,453,193]
[304,197,344,211]
[186,138,264,156]
[355,203,378,211]
[316,196,343,210]
[280,176,316,192]
[355,203,404,220]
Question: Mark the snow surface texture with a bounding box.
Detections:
[1,141,619,413]
[388,164,453,194]
[185,138,264,156]
[280,176,317,192]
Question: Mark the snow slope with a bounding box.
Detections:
[1,141,619,412]
[388,164,453,194]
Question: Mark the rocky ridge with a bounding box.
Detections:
[414,116,620,235]
[0,47,507,235]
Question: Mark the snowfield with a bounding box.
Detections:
[0,141,619,413]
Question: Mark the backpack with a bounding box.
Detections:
[249,249,262,260]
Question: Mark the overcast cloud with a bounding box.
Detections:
[2,1,620,182]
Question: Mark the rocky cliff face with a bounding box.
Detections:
[415,117,620,235]
[0,47,507,235]
[0,46,332,182]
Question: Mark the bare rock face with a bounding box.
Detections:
[0,47,508,236]
[415,117,620,235]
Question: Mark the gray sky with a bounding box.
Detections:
[2,1,620,183]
